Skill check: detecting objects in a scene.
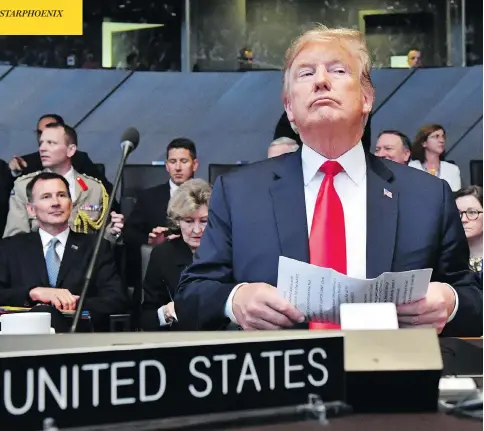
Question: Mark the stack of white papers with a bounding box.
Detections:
[277,257,432,324]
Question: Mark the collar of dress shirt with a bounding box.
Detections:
[169,179,179,194]
[39,227,70,249]
[301,141,367,186]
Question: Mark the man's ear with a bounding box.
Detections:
[67,144,77,158]
[362,85,375,116]
[27,202,36,218]
[192,158,199,173]
[284,96,294,123]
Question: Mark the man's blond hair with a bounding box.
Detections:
[282,24,374,101]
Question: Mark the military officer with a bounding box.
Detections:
[3,123,123,241]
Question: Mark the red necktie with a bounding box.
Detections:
[309,161,346,330]
[309,161,347,274]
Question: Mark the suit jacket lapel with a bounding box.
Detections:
[56,231,81,286]
[269,150,309,263]
[29,233,50,287]
[366,154,398,278]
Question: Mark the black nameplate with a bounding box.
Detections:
[0,336,344,430]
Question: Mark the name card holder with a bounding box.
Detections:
[344,328,442,413]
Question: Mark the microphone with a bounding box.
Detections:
[120,127,140,154]
[70,127,140,333]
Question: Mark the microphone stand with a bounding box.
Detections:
[70,143,134,332]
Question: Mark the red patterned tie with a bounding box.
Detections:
[310,161,347,273]
[309,161,346,330]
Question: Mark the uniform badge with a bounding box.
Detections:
[80,204,101,211]
[76,176,88,191]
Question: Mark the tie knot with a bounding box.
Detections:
[49,237,59,247]
[320,161,344,177]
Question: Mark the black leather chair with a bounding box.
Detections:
[121,164,170,199]
[470,160,483,187]
[208,163,245,185]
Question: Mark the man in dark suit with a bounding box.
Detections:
[124,138,198,247]
[0,172,127,332]
[8,113,113,196]
[0,159,13,236]
[176,25,482,336]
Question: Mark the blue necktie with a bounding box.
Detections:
[46,238,60,287]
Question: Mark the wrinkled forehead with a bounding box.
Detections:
[32,178,68,198]
[377,134,405,148]
[40,127,63,142]
[290,39,359,73]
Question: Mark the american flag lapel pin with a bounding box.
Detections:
[383,188,393,199]
[71,244,78,250]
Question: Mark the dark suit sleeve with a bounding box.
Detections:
[0,160,13,237]
[140,245,173,331]
[437,182,483,337]
[83,239,128,328]
[123,191,152,246]
[0,241,33,306]
[19,152,43,175]
[175,176,237,330]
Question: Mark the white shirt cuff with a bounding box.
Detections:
[157,305,169,327]
[11,171,20,178]
[224,283,247,324]
[445,284,459,323]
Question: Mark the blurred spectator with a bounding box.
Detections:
[124,138,199,248]
[268,137,299,158]
[454,186,483,287]
[407,49,422,68]
[409,124,462,191]
[375,130,411,164]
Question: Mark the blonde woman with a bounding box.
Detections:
[140,179,211,330]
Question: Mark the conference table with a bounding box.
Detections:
[233,414,481,430]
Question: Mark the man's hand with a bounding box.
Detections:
[233,283,305,330]
[29,287,80,311]
[397,282,456,334]
[148,227,180,245]
[9,155,27,174]
[107,211,124,236]
[164,301,178,323]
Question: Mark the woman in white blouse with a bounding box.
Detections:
[408,124,462,191]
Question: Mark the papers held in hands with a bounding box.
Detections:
[276,256,432,324]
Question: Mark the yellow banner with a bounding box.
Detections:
[0,0,82,35]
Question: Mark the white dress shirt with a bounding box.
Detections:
[169,179,179,197]
[39,227,70,260]
[224,143,458,324]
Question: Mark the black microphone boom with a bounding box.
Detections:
[70,127,140,333]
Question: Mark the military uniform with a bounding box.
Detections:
[3,169,116,242]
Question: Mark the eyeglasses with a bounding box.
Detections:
[459,210,483,221]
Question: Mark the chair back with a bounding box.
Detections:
[122,164,170,198]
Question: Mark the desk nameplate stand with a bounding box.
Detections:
[0,329,442,430]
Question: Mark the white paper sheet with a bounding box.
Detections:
[277,256,432,323]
